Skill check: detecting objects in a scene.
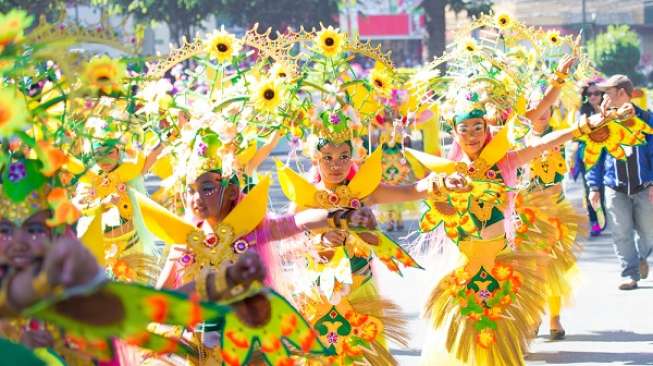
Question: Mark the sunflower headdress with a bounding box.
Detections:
[0,8,157,194]
[141,24,315,195]
[412,12,594,131]
[0,10,141,230]
[259,25,397,153]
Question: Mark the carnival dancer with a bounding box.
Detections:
[270,26,472,365]
[519,92,588,341]
[111,26,389,364]
[373,91,422,232]
[74,120,182,285]
[405,14,635,365]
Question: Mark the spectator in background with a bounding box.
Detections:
[572,79,606,236]
[586,75,653,290]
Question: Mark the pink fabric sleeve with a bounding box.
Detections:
[497,151,519,187]
[253,215,303,246]
[250,215,303,287]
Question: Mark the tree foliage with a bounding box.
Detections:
[219,0,339,34]
[0,0,72,23]
[92,0,221,45]
[588,25,644,86]
[421,0,493,60]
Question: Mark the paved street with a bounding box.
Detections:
[261,154,653,366]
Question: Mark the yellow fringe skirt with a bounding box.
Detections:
[516,188,587,305]
[422,236,546,366]
[298,275,408,366]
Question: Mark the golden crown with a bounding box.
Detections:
[146,24,286,80]
[26,14,141,54]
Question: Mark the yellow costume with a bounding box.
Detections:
[77,149,159,284]
[278,147,420,365]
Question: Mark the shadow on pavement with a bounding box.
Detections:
[552,330,653,343]
[527,351,653,365]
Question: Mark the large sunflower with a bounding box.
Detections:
[368,67,392,97]
[252,79,283,113]
[81,55,126,95]
[205,29,240,63]
[0,86,28,136]
[0,10,32,51]
[495,12,513,30]
[315,26,344,58]
[546,30,561,47]
[577,123,635,168]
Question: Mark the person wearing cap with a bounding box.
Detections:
[586,74,653,290]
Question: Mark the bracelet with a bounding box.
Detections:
[554,70,568,80]
[211,266,245,300]
[572,123,583,138]
[0,275,19,318]
[574,115,593,137]
[339,209,353,230]
[327,210,339,229]
[428,174,448,200]
[550,77,565,88]
[196,268,211,301]
[32,271,51,298]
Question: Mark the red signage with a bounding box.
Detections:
[358,14,411,37]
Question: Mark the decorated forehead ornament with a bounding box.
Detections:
[0,188,49,224]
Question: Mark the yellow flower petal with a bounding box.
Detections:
[81,55,126,95]
[0,86,28,136]
[205,29,241,63]
[546,30,561,46]
[495,12,513,30]
[252,78,283,113]
[315,26,345,57]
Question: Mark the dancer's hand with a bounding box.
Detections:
[589,191,601,210]
[348,207,378,230]
[557,54,577,75]
[322,230,347,247]
[226,252,265,289]
[616,103,635,120]
[43,236,101,288]
[444,173,471,192]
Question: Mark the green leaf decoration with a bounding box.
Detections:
[3,159,46,203]
[474,316,498,331]
[24,281,229,360]
[460,294,484,316]
[0,338,46,366]
[221,290,330,366]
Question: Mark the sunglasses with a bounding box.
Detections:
[587,91,603,97]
